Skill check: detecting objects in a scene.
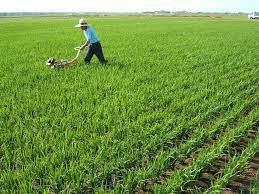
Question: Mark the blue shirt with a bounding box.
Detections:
[84,26,100,44]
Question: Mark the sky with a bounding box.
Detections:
[0,0,258,13]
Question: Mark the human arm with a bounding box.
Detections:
[66,47,82,66]
[80,40,90,50]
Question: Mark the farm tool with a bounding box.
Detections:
[46,47,82,69]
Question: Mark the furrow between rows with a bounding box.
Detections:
[205,135,259,194]
[181,122,259,193]
[153,107,258,193]
[111,92,258,192]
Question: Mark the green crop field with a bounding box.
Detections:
[0,15,258,193]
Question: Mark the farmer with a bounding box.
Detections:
[75,18,108,64]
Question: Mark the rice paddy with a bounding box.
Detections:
[0,15,258,193]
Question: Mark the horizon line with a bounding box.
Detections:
[0,10,254,13]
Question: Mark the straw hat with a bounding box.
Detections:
[75,18,89,28]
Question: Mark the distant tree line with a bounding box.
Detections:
[0,11,249,17]
[0,12,79,16]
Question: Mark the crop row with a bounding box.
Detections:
[126,92,258,193]
[205,134,259,193]
[153,107,258,193]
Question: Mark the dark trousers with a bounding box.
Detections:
[85,42,107,64]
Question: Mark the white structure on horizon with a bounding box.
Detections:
[248,12,259,19]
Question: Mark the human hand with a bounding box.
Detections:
[74,46,82,51]
[80,45,86,50]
